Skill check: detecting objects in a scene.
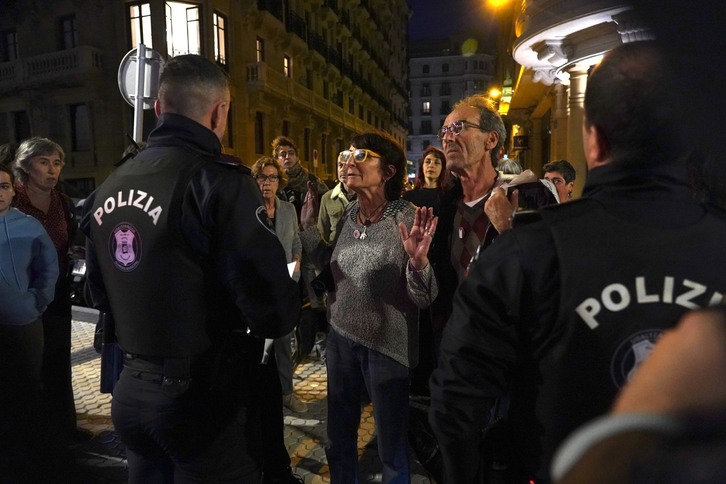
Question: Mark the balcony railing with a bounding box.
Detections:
[0,46,103,91]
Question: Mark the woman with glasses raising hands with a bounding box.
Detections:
[300,131,438,483]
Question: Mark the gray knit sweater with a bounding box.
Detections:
[301,199,438,368]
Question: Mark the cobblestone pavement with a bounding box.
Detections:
[71,307,436,483]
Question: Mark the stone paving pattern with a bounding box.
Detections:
[70,308,435,483]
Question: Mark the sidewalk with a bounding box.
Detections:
[70,307,436,483]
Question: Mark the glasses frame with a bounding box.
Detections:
[437,120,486,140]
[338,148,382,164]
[255,174,280,183]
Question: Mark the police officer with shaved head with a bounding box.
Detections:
[81,54,299,482]
[429,41,726,483]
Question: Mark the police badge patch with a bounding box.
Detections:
[109,222,142,272]
[610,329,663,389]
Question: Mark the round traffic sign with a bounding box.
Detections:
[117,47,165,109]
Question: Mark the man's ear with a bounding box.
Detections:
[487,130,499,151]
[210,102,222,131]
[582,121,610,168]
[211,100,230,134]
[154,99,161,118]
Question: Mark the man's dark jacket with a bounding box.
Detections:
[429,162,726,482]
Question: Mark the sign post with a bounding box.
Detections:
[117,44,165,143]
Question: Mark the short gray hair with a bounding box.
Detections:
[453,94,506,168]
[13,137,65,184]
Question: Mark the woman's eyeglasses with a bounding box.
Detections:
[338,149,382,164]
[255,174,279,182]
[437,120,486,140]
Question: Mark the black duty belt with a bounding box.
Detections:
[123,353,193,398]
[123,353,165,373]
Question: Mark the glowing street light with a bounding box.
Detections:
[486,0,511,9]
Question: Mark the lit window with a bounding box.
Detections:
[422,101,430,114]
[213,12,227,66]
[256,37,265,62]
[166,1,201,57]
[128,3,152,48]
[284,55,292,78]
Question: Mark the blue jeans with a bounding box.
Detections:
[325,328,411,484]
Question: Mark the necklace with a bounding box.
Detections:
[354,200,387,240]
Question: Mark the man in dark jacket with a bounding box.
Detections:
[82,55,299,482]
[425,94,556,373]
[429,41,726,483]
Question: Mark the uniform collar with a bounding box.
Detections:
[147,113,222,157]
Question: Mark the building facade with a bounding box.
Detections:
[0,0,410,195]
[407,38,495,171]
[491,0,649,196]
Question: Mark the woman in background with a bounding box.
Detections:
[0,163,64,479]
[251,155,305,413]
[251,156,306,484]
[12,137,89,441]
[402,146,447,214]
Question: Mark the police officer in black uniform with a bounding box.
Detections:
[81,54,299,482]
[429,41,726,483]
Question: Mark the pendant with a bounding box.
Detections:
[360,230,367,240]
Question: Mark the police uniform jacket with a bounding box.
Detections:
[81,113,299,358]
[429,161,726,482]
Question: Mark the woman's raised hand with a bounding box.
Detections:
[399,206,438,270]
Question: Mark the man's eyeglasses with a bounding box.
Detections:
[437,120,486,140]
[276,150,296,159]
[255,174,280,182]
[338,149,382,164]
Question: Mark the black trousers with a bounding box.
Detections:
[248,344,294,481]
[113,354,261,483]
[0,319,79,481]
[41,276,77,434]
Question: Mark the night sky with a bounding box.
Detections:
[407,0,499,46]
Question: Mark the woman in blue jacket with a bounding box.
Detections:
[0,163,58,476]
